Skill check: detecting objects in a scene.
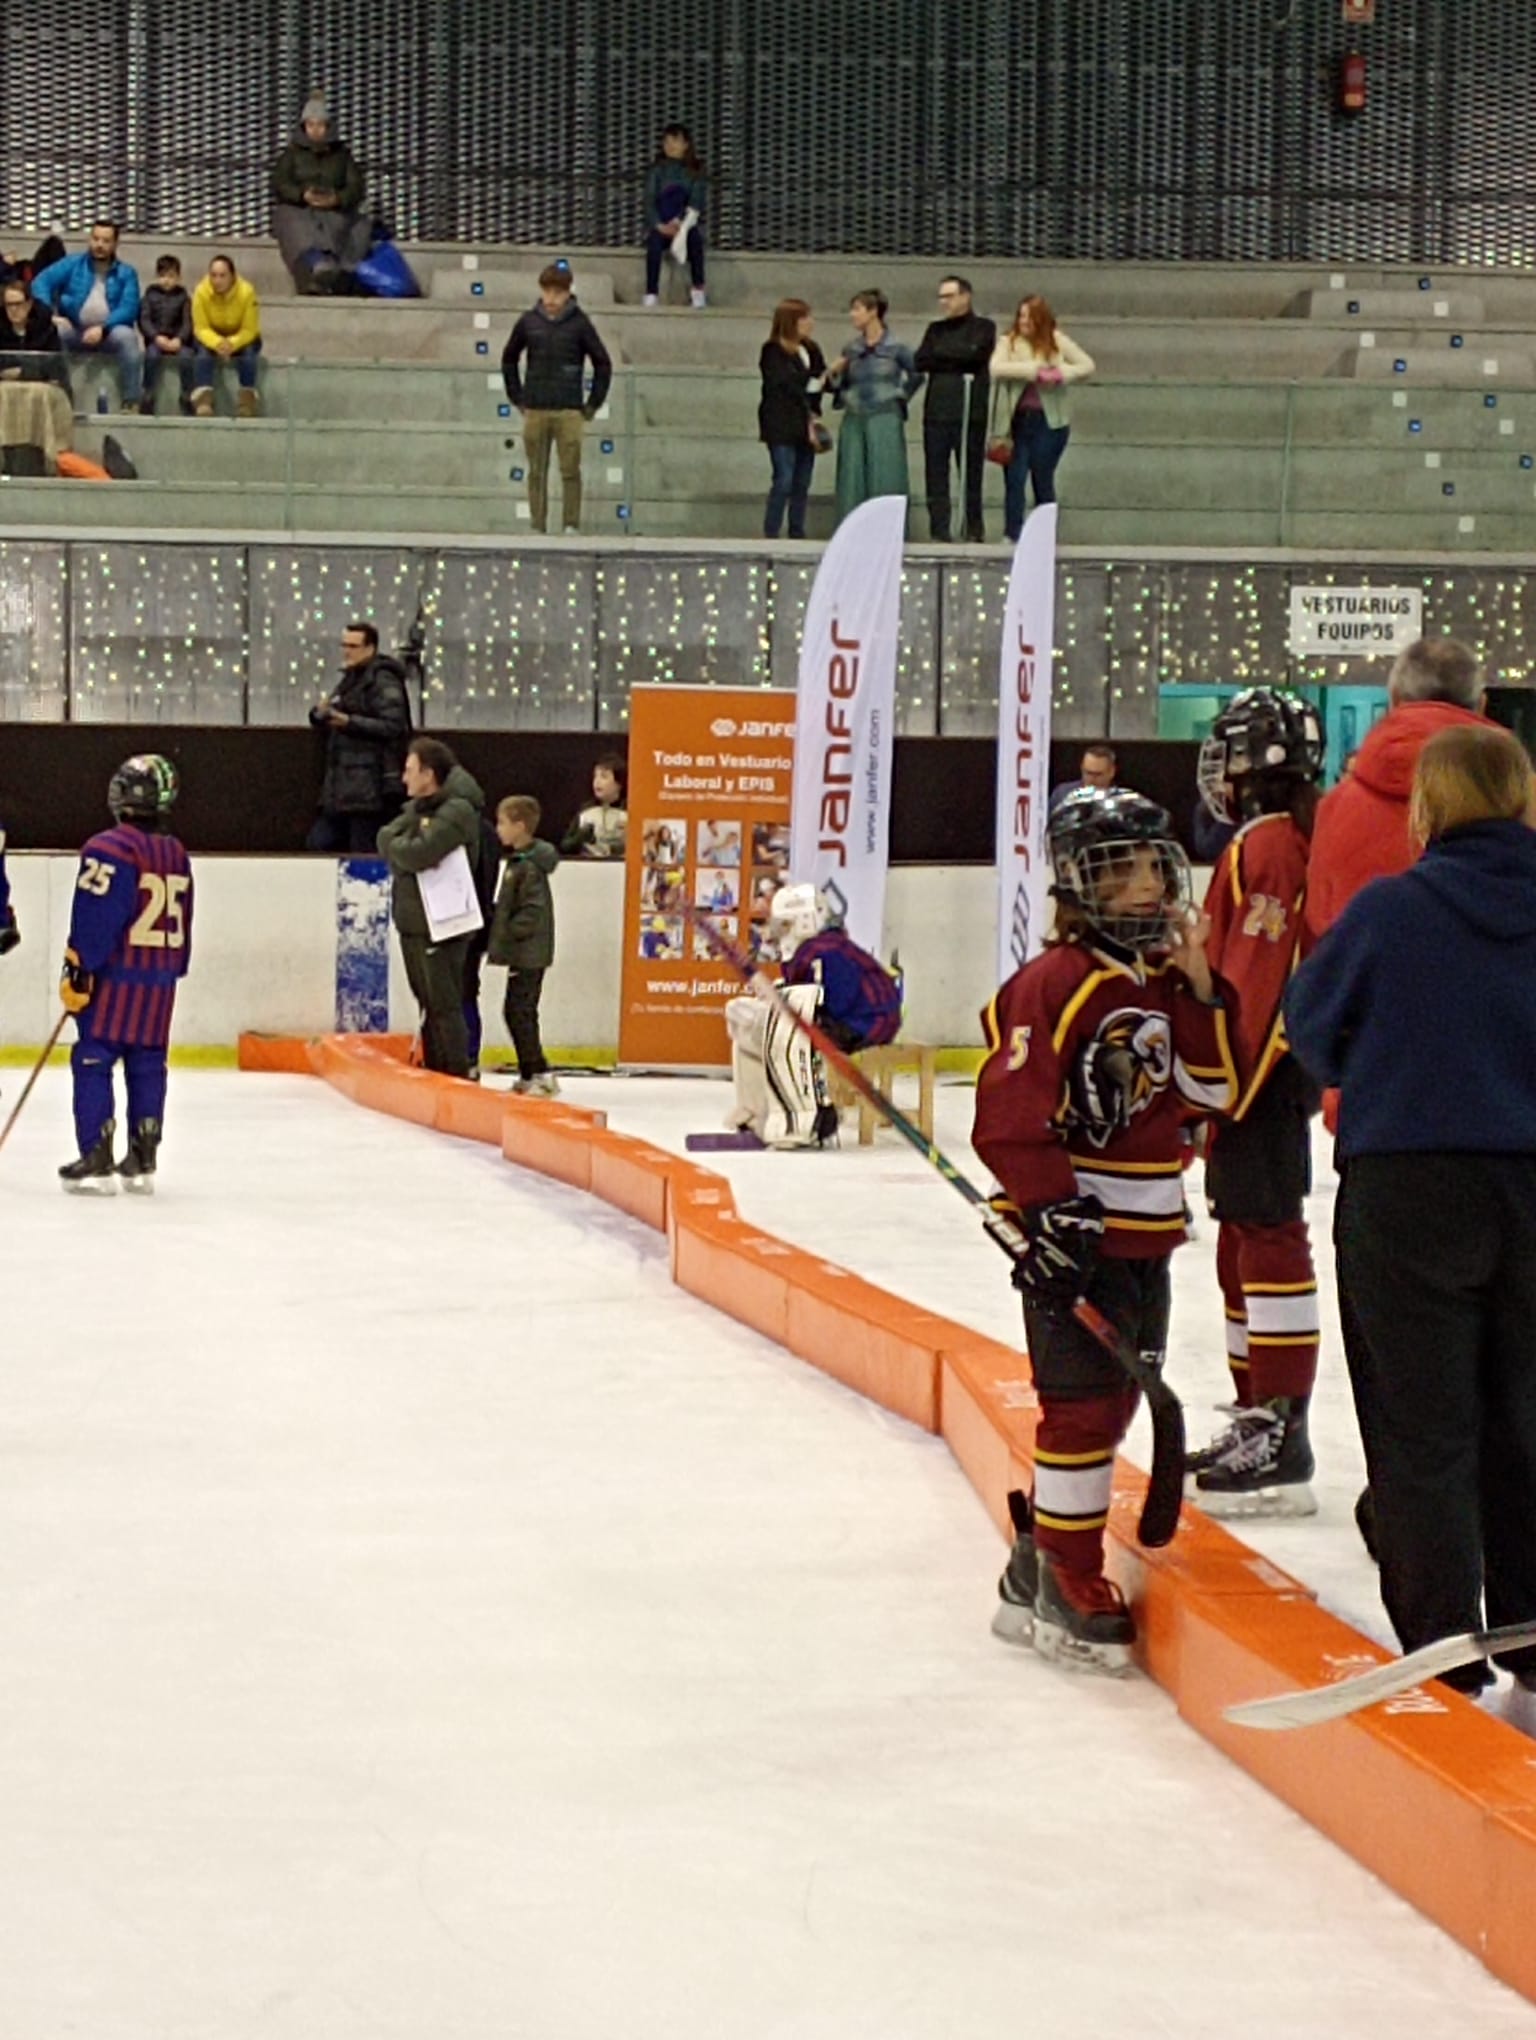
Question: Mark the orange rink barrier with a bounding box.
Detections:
[251,1033,1536,2004]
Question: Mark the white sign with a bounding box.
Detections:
[789,494,906,951]
[996,505,1057,985]
[1289,585,1422,657]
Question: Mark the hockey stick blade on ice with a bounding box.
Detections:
[1224,1618,1536,1732]
[683,901,1186,1549]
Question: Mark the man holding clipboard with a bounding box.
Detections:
[377,738,487,1079]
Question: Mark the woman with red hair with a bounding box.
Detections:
[990,295,1095,540]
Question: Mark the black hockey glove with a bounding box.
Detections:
[0,908,17,956]
[1069,1040,1138,1141]
[1009,1195,1105,1304]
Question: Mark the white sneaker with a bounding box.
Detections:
[643,293,659,307]
[527,1072,561,1098]
[562,525,579,535]
[690,288,707,309]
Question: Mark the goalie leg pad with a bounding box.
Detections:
[725,995,769,1132]
[762,983,829,1149]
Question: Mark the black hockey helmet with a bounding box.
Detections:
[108,753,179,825]
[1048,786,1193,954]
[1197,687,1324,824]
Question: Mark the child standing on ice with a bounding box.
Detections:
[972,788,1236,1672]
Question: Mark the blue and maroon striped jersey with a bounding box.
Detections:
[69,824,193,1047]
[783,927,903,1048]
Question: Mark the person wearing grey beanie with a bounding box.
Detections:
[270,94,370,292]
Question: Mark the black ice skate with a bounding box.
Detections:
[990,1489,1040,1647]
[1193,1397,1317,1519]
[59,1123,118,1196]
[1031,1555,1136,1675]
[116,1118,161,1195]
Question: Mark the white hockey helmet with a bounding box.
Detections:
[768,882,835,959]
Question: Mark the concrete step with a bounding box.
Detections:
[1346,342,1536,386]
[1287,446,1536,514]
[1289,288,1488,325]
[426,266,618,309]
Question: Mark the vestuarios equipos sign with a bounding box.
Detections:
[618,684,796,1069]
[1288,585,1422,657]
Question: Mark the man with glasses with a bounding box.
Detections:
[306,620,412,852]
[915,275,996,543]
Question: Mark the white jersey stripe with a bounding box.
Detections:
[1034,1460,1116,1520]
[1246,1292,1321,1337]
[1072,1167,1187,1218]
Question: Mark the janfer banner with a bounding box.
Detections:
[618,684,796,1069]
[995,502,1057,986]
[788,493,906,953]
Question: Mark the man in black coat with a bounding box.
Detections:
[500,263,612,535]
[306,620,412,851]
[914,276,996,543]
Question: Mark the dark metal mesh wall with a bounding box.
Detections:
[4,0,1535,263]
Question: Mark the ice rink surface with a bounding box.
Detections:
[2,1067,1533,2038]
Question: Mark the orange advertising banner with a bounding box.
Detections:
[618,684,796,1069]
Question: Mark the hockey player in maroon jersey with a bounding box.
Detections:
[1186,689,1325,1517]
[58,755,193,1194]
[973,789,1237,1671]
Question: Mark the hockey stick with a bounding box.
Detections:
[684,899,1186,1549]
[1224,1618,1536,1732]
[0,1009,69,1158]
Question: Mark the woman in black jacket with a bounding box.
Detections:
[758,298,826,540]
[1286,722,1536,1714]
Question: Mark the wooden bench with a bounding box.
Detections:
[829,1042,938,1144]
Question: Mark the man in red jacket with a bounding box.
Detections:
[1303,633,1488,1560]
[1306,636,1488,938]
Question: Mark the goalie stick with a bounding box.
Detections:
[1224,1618,1536,1732]
[684,899,1186,1549]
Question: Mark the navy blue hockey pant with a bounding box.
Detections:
[72,1038,168,1153]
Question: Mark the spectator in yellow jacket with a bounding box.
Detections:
[190,255,263,419]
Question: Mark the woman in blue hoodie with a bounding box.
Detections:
[1285,723,1536,1708]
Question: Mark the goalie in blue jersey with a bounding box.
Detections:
[725,883,902,1148]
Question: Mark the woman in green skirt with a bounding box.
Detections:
[828,290,923,525]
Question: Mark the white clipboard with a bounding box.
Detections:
[418,845,485,942]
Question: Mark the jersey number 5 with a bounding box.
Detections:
[130,873,190,950]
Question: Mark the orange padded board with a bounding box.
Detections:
[434,1080,516,1146]
[783,1256,949,1432]
[1485,1811,1536,2001]
[585,1130,684,1235]
[238,1032,320,1073]
[499,1105,604,1191]
[938,1346,1039,1540]
[671,1206,796,1347]
[1169,1585,1536,1963]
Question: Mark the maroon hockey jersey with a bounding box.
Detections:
[1202,811,1311,1119]
[974,941,1237,1258]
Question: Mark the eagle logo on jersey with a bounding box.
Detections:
[1068,1007,1174,1148]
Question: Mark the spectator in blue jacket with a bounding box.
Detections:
[32,223,143,410]
[1285,722,1536,1715]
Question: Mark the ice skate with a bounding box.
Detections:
[990,1489,1039,1647]
[116,1119,160,1195]
[1031,1555,1136,1675]
[1194,1397,1317,1518]
[1184,1401,1250,1480]
[59,1124,118,1196]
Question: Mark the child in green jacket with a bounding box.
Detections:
[488,795,560,1096]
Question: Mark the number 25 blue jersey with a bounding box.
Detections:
[69,824,194,1047]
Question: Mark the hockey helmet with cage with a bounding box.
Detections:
[1197,687,1323,824]
[108,753,179,825]
[768,882,838,960]
[1048,786,1193,954]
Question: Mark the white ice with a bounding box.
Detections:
[0,1068,1531,2038]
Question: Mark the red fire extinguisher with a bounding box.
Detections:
[1339,49,1367,114]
